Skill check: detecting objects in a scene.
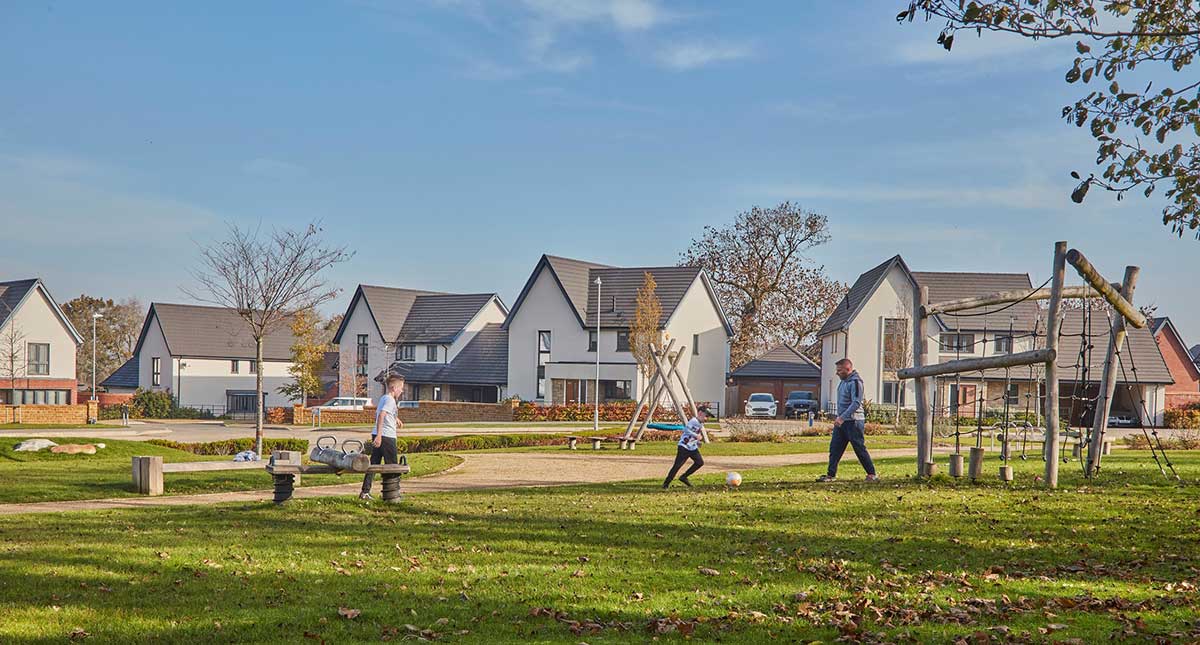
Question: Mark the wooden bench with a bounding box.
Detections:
[266,456,410,504]
[608,436,637,450]
[566,436,605,450]
[132,456,264,496]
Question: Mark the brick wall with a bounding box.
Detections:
[0,401,98,424]
[1167,392,1200,410]
[1156,330,1200,394]
[293,399,517,425]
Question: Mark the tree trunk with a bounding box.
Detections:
[255,336,264,456]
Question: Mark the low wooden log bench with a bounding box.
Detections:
[609,436,637,450]
[132,456,264,496]
[266,457,410,504]
[565,436,605,450]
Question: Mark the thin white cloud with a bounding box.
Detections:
[655,40,752,70]
[750,179,1079,212]
[242,158,308,180]
[519,0,666,31]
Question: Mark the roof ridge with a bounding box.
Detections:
[545,254,613,268]
[912,270,1031,277]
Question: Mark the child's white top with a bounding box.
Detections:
[678,417,703,451]
[374,393,398,438]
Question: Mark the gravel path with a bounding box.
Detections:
[0,448,918,516]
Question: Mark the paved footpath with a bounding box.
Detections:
[0,448,918,516]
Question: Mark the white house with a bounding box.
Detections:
[0,278,83,405]
[815,255,1173,425]
[503,255,732,410]
[332,286,508,401]
[130,303,298,414]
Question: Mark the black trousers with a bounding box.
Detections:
[663,445,704,486]
[361,436,398,494]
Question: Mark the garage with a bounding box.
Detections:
[726,345,821,418]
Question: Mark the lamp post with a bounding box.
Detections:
[594,276,602,433]
[91,313,103,401]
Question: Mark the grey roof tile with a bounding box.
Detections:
[381,323,507,386]
[143,303,298,361]
[731,345,820,379]
[358,285,446,342]
[545,255,613,322]
[397,293,499,343]
[818,256,907,337]
[913,271,1040,332]
[0,279,38,329]
[584,266,702,328]
[100,356,139,389]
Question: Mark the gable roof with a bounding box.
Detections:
[333,285,447,345]
[504,254,733,335]
[380,323,507,386]
[731,344,821,379]
[911,271,1039,332]
[398,293,504,344]
[134,303,298,361]
[100,356,139,389]
[1148,316,1200,382]
[818,255,914,337]
[0,278,84,345]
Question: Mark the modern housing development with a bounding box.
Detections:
[0,278,83,405]
[816,255,1175,425]
[332,286,508,402]
[502,254,732,410]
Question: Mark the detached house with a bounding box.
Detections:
[1149,316,1200,409]
[129,303,298,414]
[817,255,1173,425]
[333,286,508,402]
[0,278,83,405]
[503,255,732,409]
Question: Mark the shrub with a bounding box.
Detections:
[1164,408,1200,429]
[130,389,173,419]
[147,437,309,456]
[1122,429,1200,450]
[266,407,293,424]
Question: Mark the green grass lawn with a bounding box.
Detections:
[0,438,462,504]
[1,452,1196,643]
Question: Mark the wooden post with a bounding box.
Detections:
[968,446,985,480]
[1044,242,1067,489]
[914,286,931,477]
[923,284,1115,317]
[648,344,697,436]
[948,453,964,478]
[897,349,1055,380]
[632,343,685,441]
[132,456,163,496]
[1086,266,1139,478]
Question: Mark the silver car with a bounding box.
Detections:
[744,393,778,418]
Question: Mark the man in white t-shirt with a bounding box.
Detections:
[662,406,709,488]
[360,375,406,500]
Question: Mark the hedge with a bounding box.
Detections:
[513,401,641,422]
[147,438,309,456]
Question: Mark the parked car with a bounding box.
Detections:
[312,397,373,411]
[1107,413,1136,427]
[744,393,778,418]
[783,391,819,418]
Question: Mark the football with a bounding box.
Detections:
[725,472,742,488]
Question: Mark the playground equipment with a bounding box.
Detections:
[622,338,709,445]
[265,447,410,504]
[309,435,369,472]
[898,241,1173,489]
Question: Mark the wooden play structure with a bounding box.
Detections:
[266,438,410,504]
[621,338,709,445]
[898,241,1173,489]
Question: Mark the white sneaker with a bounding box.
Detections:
[358,493,373,500]
[864,474,880,482]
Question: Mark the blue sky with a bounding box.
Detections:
[3,1,1197,343]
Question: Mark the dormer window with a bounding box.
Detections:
[399,344,416,361]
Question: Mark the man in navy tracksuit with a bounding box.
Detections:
[818,358,878,482]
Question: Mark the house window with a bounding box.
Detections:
[994,335,1013,354]
[882,381,905,405]
[832,334,839,353]
[883,318,908,369]
[588,331,597,352]
[427,345,438,362]
[604,380,631,400]
[231,360,240,374]
[939,333,976,353]
[357,334,370,374]
[616,330,630,352]
[152,357,161,386]
[536,330,551,399]
[1005,383,1020,406]
[249,360,258,374]
[692,334,700,355]
[399,344,415,361]
[26,343,49,376]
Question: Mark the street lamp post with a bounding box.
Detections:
[91,313,103,401]
[594,276,602,433]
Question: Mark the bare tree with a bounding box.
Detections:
[680,202,846,368]
[185,222,351,454]
[0,319,25,405]
[882,302,913,427]
[629,272,663,379]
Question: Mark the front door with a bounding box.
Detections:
[950,384,977,416]
[565,380,580,405]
